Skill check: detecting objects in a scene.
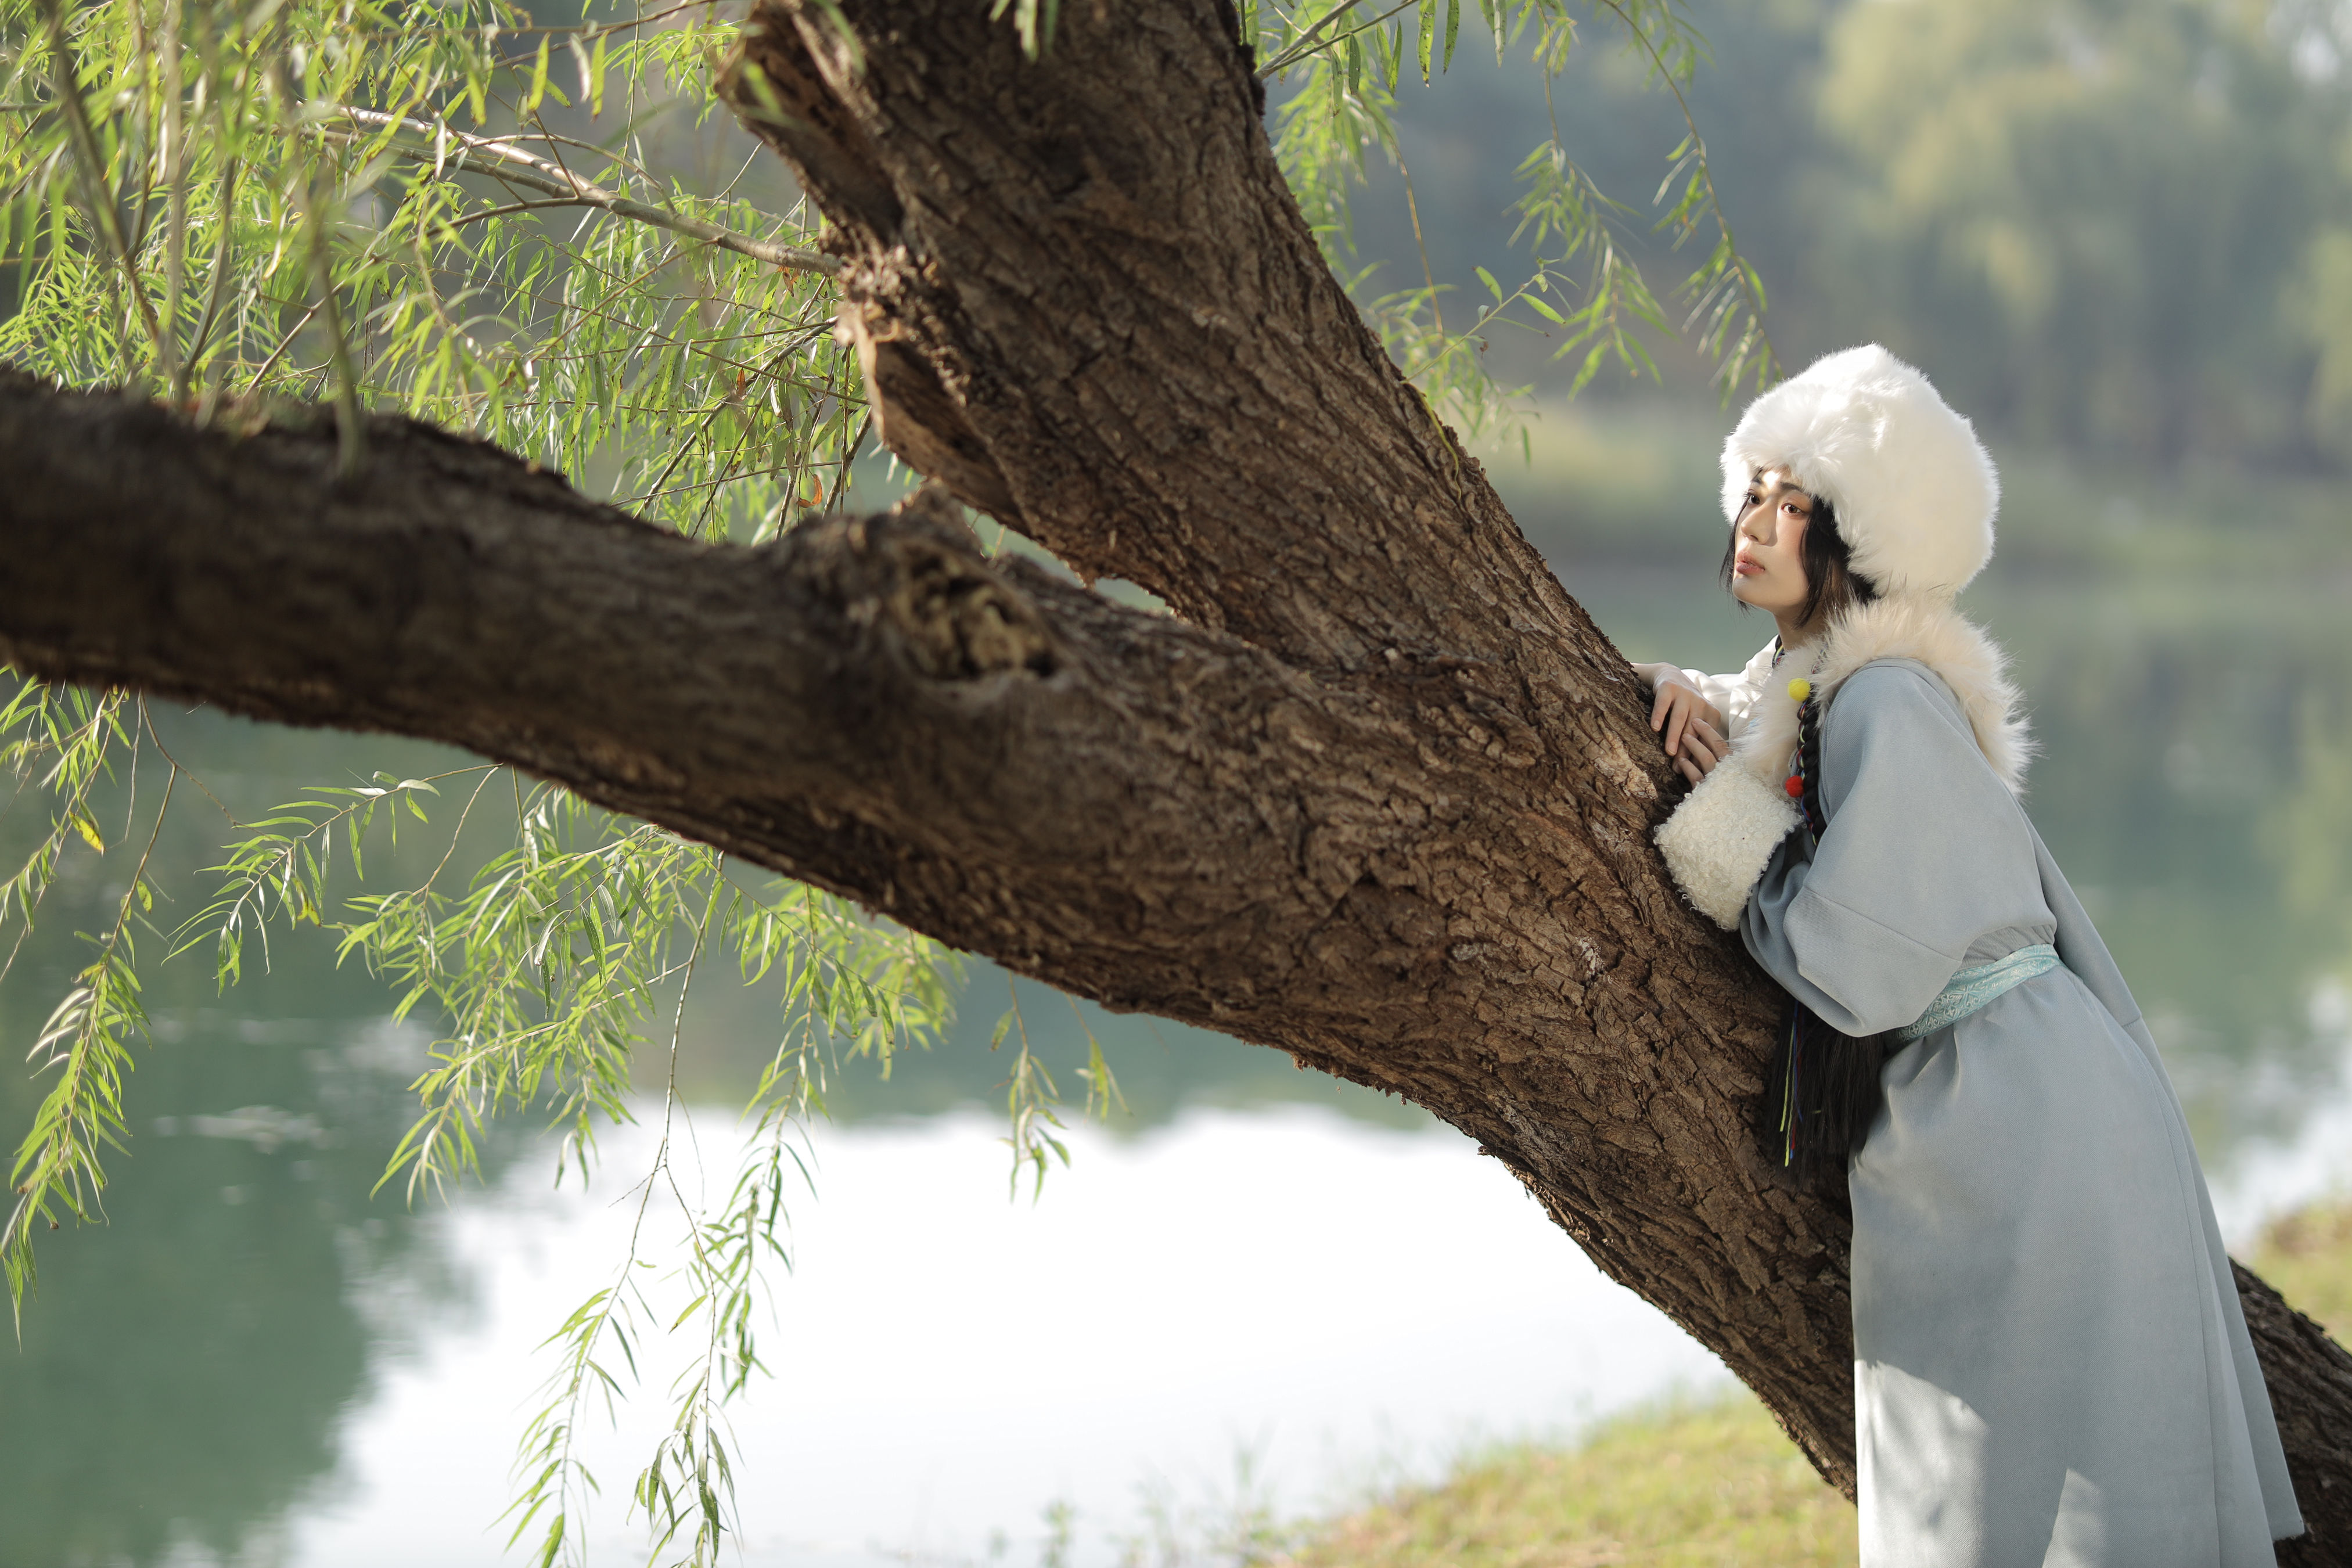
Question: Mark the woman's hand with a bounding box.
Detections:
[1634,666,1731,785]
[1663,709,1729,784]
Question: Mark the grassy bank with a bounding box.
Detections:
[2253,1200,2352,1343]
[1278,1199,2352,1567]
[1279,1396,1858,1567]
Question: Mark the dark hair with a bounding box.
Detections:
[1717,484,1879,631]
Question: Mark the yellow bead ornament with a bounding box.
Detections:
[1787,677,1812,702]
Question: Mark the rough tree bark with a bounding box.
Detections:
[0,0,2343,1550]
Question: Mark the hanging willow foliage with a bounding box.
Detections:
[0,0,1771,1558]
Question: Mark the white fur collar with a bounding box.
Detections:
[1732,594,2031,795]
[1653,596,2030,930]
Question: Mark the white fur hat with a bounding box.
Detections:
[1718,344,1999,599]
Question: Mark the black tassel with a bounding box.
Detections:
[1757,1000,1891,1187]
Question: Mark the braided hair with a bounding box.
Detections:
[1757,685,1896,1190]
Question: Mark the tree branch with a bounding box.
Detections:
[0,370,1417,1016]
[721,0,1598,685]
[1,362,2346,1542]
[0,362,1854,1469]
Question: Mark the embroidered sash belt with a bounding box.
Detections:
[1896,943,2062,1042]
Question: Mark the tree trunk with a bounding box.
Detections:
[714,0,2352,1547]
[0,0,2345,1551]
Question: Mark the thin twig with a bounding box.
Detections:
[136,704,235,828]
[711,144,764,206]
[627,337,808,507]
[276,64,366,478]
[1268,0,1422,81]
[240,296,326,390]
[122,4,157,279]
[327,107,837,275]
[440,196,602,233]
[35,0,168,372]
[160,0,188,400]
[409,767,502,897]
[491,127,660,188]
[416,1,711,45]
[828,409,871,512]
[1398,150,1442,339]
[1590,0,1778,389]
[1257,0,1375,77]
[185,152,241,377]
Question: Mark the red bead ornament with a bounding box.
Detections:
[1784,774,1805,798]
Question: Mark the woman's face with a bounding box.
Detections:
[1731,467,1815,620]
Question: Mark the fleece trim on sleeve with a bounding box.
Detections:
[1655,761,1801,930]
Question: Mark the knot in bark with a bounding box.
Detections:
[888,540,1057,679]
[811,485,1059,681]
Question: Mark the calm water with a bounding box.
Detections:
[4,493,2351,1565]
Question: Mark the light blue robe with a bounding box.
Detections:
[1740,658,2303,1567]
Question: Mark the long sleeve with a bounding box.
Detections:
[1675,639,1777,738]
[1740,660,2051,1037]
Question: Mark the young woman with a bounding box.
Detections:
[1645,346,2303,1566]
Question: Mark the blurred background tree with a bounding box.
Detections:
[1364,0,2352,473]
[1811,0,2329,465]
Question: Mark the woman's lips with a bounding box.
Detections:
[1734,558,1763,577]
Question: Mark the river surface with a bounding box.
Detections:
[5,476,2351,1566]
